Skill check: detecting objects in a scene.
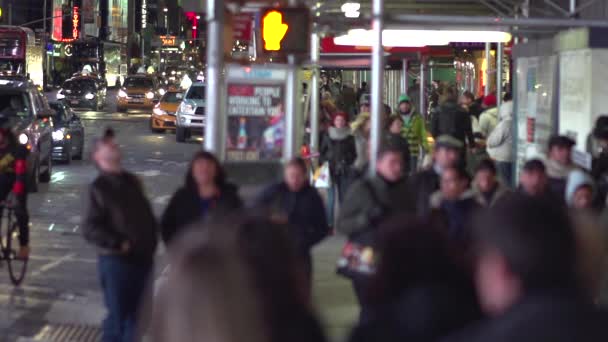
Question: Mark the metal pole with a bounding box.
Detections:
[419,60,426,118]
[385,13,608,28]
[497,42,503,107]
[402,58,408,94]
[310,31,320,160]
[284,55,298,161]
[369,0,384,176]
[484,42,491,96]
[569,0,576,15]
[204,0,225,157]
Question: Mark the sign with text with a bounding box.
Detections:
[224,65,288,162]
[233,13,253,42]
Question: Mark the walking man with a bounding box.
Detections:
[83,128,158,342]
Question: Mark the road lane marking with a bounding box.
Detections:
[30,253,76,278]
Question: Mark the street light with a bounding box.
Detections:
[163,7,168,32]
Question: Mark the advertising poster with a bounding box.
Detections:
[225,83,285,161]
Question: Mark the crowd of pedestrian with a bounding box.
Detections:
[81,78,608,342]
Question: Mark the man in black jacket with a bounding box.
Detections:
[431,86,475,149]
[254,158,329,294]
[409,135,463,218]
[443,194,608,342]
[83,129,158,342]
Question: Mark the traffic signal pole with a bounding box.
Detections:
[205,0,226,158]
[369,0,385,176]
[309,30,320,163]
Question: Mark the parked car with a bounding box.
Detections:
[150,90,182,133]
[117,75,163,112]
[0,79,53,192]
[56,76,107,111]
[49,102,85,163]
[175,82,205,142]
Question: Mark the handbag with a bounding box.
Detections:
[336,180,385,279]
[313,162,332,189]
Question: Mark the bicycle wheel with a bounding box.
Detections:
[6,222,27,286]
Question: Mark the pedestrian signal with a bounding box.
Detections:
[259,7,310,55]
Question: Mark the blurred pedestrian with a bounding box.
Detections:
[430,166,479,246]
[349,217,481,342]
[160,151,242,245]
[478,93,498,138]
[546,135,577,199]
[384,116,411,174]
[409,135,463,218]
[518,159,563,206]
[254,158,329,291]
[565,169,595,211]
[460,91,482,133]
[431,86,475,149]
[356,82,368,106]
[351,113,371,176]
[473,159,510,207]
[444,194,608,342]
[486,95,514,186]
[358,96,370,116]
[337,146,415,323]
[320,112,357,228]
[395,94,428,173]
[590,116,608,208]
[83,128,158,342]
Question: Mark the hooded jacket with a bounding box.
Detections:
[565,169,595,207]
[320,126,357,178]
[431,101,475,147]
[478,107,499,138]
[396,108,429,159]
[486,102,514,162]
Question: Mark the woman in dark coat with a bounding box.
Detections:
[384,116,411,174]
[161,151,242,245]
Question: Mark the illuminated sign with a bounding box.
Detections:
[259,8,310,54]
[142,0,147,29]
[64,44,73,56]
[160,35,176,46]
[72,7,79,40]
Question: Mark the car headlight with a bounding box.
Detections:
[118,89,128,98]
[85,93,95,100]
[179,103,195,114]
[146,92,154,99]
[52,129,65,141]
[18,133,28,145]
[158,88,166,96]
[56,91,65,100]
[153,106,167,116]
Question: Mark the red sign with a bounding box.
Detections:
[527,117,535,143]
[52,7,62,41]
[233,13,253,42]
[72,7,80,40]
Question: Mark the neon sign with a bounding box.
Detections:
[72,6,79,40]
[142,0,147,29]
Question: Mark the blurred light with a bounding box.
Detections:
[334,29,511,47]
[18,133,28,145]
[146,92,155,99]
[341,2,360,18]
[163,7,168,12]
[84,93,95,99]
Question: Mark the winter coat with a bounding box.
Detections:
[337,176,415,238]
[400,111,429,158]
[409,167,441,218]
[320,127,357,178]
[351,113,370,172]
[431,101,475,147]
[430,190,480,244]
[161,183,243,245]
[474,182,511,207]
[442,289,608,342]
[565,169,595,207]
[478,107,499,138]
[486,102,513,162]
[546,159,577,200]
[83,171,158,261]
[384,133,411,172]
[255,183,328,256]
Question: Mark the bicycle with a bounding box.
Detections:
[0,198,28,285]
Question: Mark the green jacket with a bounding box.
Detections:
[397,111,429,157]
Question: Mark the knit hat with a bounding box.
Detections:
[398,94,411,105]
[483,93,497,107]
[434,135,464,150]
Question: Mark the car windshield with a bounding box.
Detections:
[0,93,29,118]
[186,86,205,100]
[162,92,183,103]
[64,79,97,91]
[124,77,154,88]
[49,103,66,122]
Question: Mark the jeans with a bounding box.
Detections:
[326,174,349,227]
[409,156,418,175]
[352,277,371,324]
[496,161,513,187]
[98,255,153,342]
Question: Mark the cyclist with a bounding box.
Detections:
[0,127,29,259]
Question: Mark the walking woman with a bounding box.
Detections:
[320,112,357,228]
[161,151,242,245]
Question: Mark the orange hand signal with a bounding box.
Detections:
[263,11,289,51]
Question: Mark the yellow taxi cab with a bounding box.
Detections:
[150,90,183,133]
[116,75,163,112]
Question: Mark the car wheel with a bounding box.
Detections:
[176,127,187,142]
[39,156,52,183]
[28,160,39,193]
[64,144,72,164]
